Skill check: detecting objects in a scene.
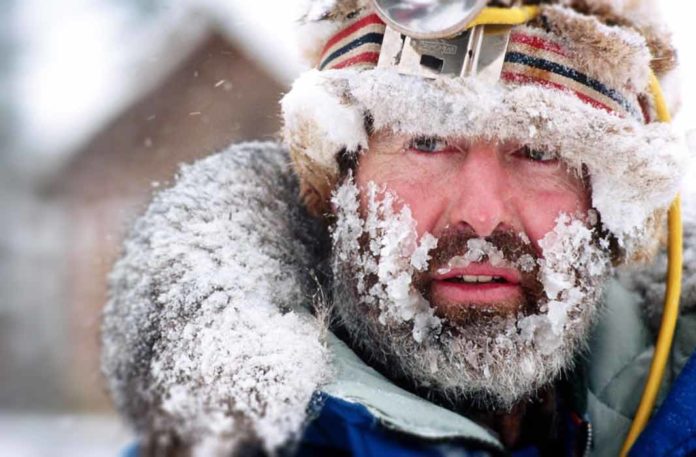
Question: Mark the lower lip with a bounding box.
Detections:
[431,280,522,305]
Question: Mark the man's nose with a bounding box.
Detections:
[446,143,512,237]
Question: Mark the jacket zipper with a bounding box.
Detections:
[582,420,593,457]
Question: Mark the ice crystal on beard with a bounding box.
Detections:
[436,239,506,275]
[331,177,441,343]
[517,254,536,273]
[517,213,612,355]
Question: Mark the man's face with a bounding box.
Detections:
[354,130,591,324]
[330,129,612,410]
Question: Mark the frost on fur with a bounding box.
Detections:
[101,142,332,455]
[282,69,368,216]
[330,179,613,409]
[294,0,371,66]
[541,6,651,93]
[283,0,684,260]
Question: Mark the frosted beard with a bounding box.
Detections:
[330,176,613,411]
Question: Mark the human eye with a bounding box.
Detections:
[407,136,451,154]
[515,145,558,164]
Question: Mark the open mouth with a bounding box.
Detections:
[430,263,524,313]
[433,263,521,285]
[443,275,508,285]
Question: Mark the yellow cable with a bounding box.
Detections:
[649,71,673,124]
[620,73,683,456]
[468,6,541,28]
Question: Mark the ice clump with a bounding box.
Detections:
[437,239,506,275]
[517,213,612,355]
[331,176,441,343]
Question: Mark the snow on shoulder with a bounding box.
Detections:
[101,142,332,455]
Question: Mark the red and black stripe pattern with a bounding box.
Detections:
[318,14,645,121]
[501,29,644,121]
[318,14,385,70]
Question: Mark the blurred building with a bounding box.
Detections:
[0,1,297,413]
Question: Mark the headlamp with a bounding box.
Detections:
[371,0,512,82]
[371,0,487,39]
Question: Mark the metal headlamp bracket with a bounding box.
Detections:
[377,24,513,83]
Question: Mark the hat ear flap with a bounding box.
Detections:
[282,70,368,216]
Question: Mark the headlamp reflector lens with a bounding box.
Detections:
[372,0,488,39]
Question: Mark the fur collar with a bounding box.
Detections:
[101,142,332,455]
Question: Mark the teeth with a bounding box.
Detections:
[459,275,495,283]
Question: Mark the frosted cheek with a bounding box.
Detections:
[331,177,442,343]
[510,177,590,248]
[518,200,585,252]
[356,156,452,237]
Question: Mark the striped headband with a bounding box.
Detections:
[319,14,386,70]
[318,13,647,122]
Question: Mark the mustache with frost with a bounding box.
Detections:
[413,225,545,324]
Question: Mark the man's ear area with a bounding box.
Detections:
[293,114,375,220]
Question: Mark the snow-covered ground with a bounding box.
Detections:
[0,414,132,457]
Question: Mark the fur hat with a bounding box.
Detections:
[281,0,688,264]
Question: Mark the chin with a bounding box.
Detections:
[431,299,526,325]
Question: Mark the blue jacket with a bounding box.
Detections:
[629,351,696,456]
[296,351,696,457]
